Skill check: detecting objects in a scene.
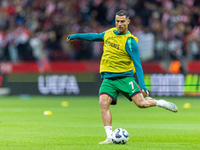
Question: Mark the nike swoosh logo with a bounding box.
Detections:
[132,89,136,93]
[169,103,176,108]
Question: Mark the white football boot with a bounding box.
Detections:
[160,100,178,112]
[99,138,113,145]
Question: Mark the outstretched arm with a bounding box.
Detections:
[125,37,149,96]
[67,32,105,42]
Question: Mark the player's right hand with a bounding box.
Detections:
[66,35,73,42]
[66,37,72,42]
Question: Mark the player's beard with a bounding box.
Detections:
[118,26,126,34]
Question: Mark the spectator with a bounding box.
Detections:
[0,0,199,62]
[137,26,155,61]
[29,31,43,60]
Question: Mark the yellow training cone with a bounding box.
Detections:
[44,111,52,115]
[61,101,69,107]
[183,103,191,108]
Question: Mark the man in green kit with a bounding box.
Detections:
[67,10,178,144]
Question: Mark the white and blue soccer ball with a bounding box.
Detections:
[112,128,129,144]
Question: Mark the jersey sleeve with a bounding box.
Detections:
[125,37,149,91]
[68,32,105,41]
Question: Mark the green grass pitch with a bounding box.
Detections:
[0,96,200,150]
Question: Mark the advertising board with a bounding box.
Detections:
[1,73,199,96]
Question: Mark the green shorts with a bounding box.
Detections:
[99,76,141,105]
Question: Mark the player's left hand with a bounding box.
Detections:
[142,89,149,97]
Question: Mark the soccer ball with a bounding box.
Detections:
[112,128,129,144]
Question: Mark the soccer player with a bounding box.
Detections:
[67,10,178,144]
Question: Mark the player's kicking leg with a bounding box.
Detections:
[156,99,178,112]
[144,97,178,112]
[132,94,178,112]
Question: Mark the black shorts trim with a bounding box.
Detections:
[99,92,117,105]
[129,91,142,101]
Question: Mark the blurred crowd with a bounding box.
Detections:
[0,0,200,63]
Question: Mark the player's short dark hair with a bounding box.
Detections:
[116,10,129,19]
